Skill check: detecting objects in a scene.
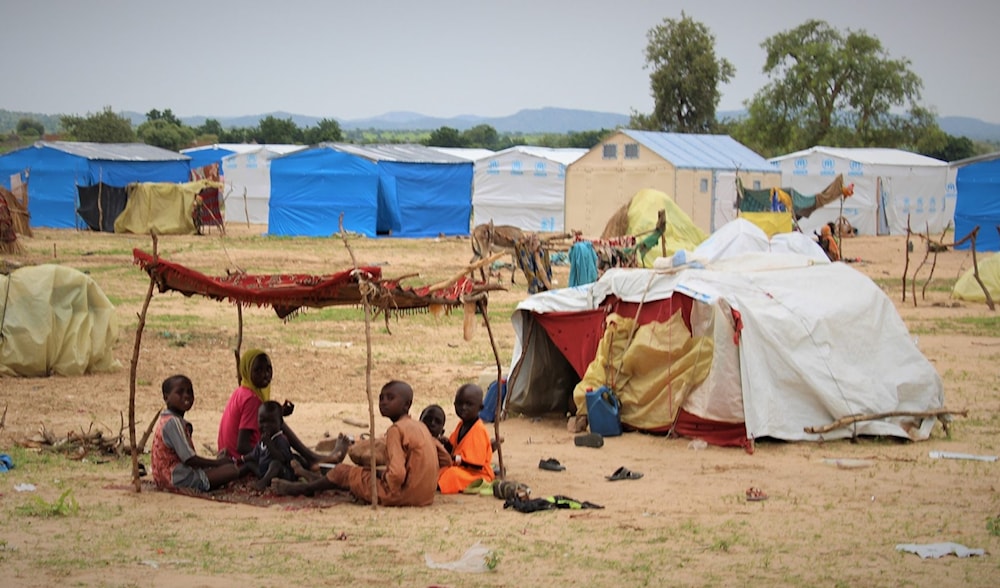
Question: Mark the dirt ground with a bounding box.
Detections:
[1,225,998,587]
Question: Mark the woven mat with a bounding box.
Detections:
[106,478,355,510]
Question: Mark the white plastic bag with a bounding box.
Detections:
[425,542,497,573]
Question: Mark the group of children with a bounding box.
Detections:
[152,352,497,508]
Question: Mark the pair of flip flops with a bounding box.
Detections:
[538,458,566,471]
[745,487,768,501]
[461,478,496,496]
[493,480,531,501]
[574,433,604,448]
[606,466,643,481]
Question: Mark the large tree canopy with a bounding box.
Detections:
[633,13,734,133]
[735,19,936,156]
[60,106,136,143]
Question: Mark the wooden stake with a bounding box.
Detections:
[477,299,505,479]
[902,216,911,303]
[804,408,967,435]
[338,215,378,509]
[129,234,159,492]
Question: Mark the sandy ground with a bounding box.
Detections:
[1,225,998,587]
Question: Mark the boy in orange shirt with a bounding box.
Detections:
[438,384,495,494]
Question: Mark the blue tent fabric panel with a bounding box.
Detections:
[185,148,237,170]
[376,174,402,234]
[86,160,191,188]
[380,161,472,237]
[268,148,380,237]
[955,159,1000,251]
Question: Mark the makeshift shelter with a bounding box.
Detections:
[77,183,129,232]
[565,130,779,236]
[770,147,953,237]
[737,174,853,237]
[220,145,305,225]
[473,146,586,232]
[951,152,1000,251]
[952,253,1000,302]
[0,264,119,377]
[506,222,944,449]
[597,188,708,267]
[0,141,190,229]
[114,180,224,235]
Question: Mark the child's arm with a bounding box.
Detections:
[256,461,284,491]
[382,425,406,493]
[453,420,492,471]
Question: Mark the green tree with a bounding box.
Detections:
[737,19,933,155]
[461,124,499,149]
[253,116,301,144]
[634,13,734,133]
[919,134,975,162]
[196,118,224,137]
[60,106,136,142]
[425,126,465,147]
[302,118,343,144]
[137,118,196,151]
[16,118,45,137]
[145,108,183,126]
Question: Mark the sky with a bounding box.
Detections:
[2,0,998,123]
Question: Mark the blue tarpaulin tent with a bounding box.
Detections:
[953,152,1000,251]
[269,147,380,237]
[268,143,473,238]
[0,141,190,228]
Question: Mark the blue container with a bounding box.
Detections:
[479,379,507,423]
[585,386,622,437]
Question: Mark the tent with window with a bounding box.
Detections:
[769,147,954,237]
[565,131,779,237]
[220,145,306,225]
[0,141,190,229]
[951,152,1000,251]
[473,146,586,232]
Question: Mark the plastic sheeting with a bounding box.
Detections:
[0,265,119,377]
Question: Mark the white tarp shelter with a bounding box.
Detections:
[769,147,954,236]
[221,145,305,225]
[474,146,587,232]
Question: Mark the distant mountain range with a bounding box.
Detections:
[4,106,999,141]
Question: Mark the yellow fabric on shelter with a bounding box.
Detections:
[741,211,793,237]
[952,253,1000,302]
[115,180,222,235]
[625,189,707,267]
[572,312,714,431]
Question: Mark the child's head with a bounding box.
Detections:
[378,380,413,421]
[162,374,194,414]
[249,353,273,389]
[453,383,484,424]
[257,400,284,438]
[419,404,446,438]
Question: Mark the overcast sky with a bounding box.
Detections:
[2,0,997,123]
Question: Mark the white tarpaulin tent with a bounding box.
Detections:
[769,146,954,236]
[507,223,944,446]
[474,146,586,232]
[221,145,305,225]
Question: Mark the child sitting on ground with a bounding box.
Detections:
[420,404,454,469]
[239,401,297,491]
[438,383,495,494]
[272,380,439,507]
[151,374,242,492]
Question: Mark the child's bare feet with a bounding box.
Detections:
[310,433,354,470]
[292,460,323,482]
[270,478,303,496]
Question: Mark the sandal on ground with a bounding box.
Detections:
[605,466,643,481]
[538,458,566,472]
[574,433,604,448]
[462,478,495,496]
[493,480,531,501]
[745,487,768,501]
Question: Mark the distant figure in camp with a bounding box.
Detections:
[239,401,298,491]
[438,384,495,494]
[818,224,841,262]
[420,404,454,469]
[218,349,346,468]
[152,374,242,492]
[272,380,440,507]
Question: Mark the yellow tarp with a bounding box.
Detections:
[952,253,1000,302]
[115,180,222,235]
[0,265,119,377]
[740,211,793,237]
[626,188,708,267]
[572,311,714,431]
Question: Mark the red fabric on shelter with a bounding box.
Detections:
[673,408,752,452]
[534,309,608,378]
[132,249,478,319]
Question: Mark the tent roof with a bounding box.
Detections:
[37,141,189,161]
[620,130,774,172]
[220,145,307,160]
[950,150,1000,168]
[771,146,948,167]
[491,146,588,166]
[428,147,495,161]
[324,143,470,164]
[182,143,265,155]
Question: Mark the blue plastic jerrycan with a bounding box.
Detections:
[585,385,622,437]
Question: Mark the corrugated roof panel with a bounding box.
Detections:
[46,141,189,161]
[771,146,948,167]
[502,146,588,166]
[428,147,495,161]
[181,143,263,155]
[326,143,468,163]
[621,130,773,172]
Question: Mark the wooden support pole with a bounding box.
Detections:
[129,234,158,492]
[477,299,505,480]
